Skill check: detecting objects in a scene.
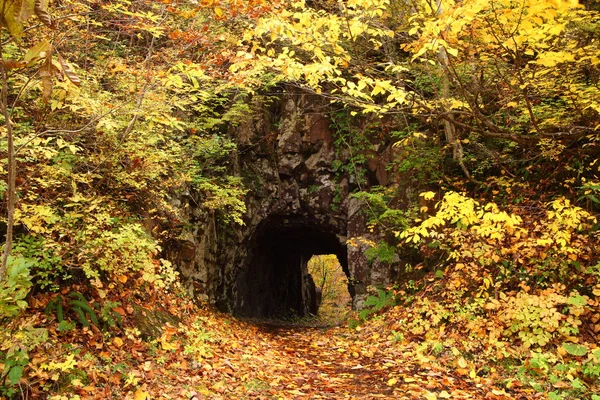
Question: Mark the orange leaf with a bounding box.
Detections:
[113,307,126,316]
[109,373,121,384]
[2,60,25,69]
[179,359,188,370]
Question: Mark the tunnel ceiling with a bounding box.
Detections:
[234,215,349,318]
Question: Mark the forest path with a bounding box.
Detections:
[252,324,395,398]
[221,322,500,400]
[15,293,530,399]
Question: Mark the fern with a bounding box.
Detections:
[44,292,99,329]
[358,289,396,321]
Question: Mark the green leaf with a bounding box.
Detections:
[562,343,587,356]
[567,295,587,307]
[571,378,585,390]
[58,320,75,331]
[7,366,24,385]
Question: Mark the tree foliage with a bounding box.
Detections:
[0,0,251,292]
[0,0,599,397]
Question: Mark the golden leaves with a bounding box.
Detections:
[0,0,35,38]
[41,354,77,373]
[0,0,55,38]
[420,191,436,201]
[213,7,224,19]
[534,51,575,68]
[134,389,150,400]
[160,326,180,351]
[14,204,59,233]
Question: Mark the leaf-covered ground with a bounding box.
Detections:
[1,280,546,400]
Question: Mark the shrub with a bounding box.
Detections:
[0,256,34,319]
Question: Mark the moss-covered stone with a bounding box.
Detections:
[131,304,180,340]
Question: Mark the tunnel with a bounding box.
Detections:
[234,215,351,318]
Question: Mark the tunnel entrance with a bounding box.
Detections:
[308,255,352,322]
[235,215,351,318]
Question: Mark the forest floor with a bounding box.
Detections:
[1,282,543,400]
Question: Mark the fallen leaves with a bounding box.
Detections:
[4,279,570,400]
[112,336,123,347]
[159,325,180,351]
[133,388,150,400]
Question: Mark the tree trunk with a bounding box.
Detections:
[0,39,16,281]
[436,0,473,181]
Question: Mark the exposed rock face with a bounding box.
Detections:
[169,91,398,317]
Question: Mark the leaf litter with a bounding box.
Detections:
[1,279,539,399]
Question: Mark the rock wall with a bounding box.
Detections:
[168,90,400,317]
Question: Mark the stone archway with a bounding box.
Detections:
[167,90,401,317]
[234,215,351,318]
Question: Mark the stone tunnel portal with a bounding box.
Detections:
[235,216,351,318]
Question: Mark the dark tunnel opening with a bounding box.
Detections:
[235,216,351,318]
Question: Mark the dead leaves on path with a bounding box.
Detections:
[257,327,508,399]
[4,285,534,399]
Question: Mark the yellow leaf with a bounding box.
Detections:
[113,337,123,348]
[211,381,226,390]
[160,335,179,351]
[387,378,397,386]
[483,277,492,289]
[134,389,149,400]
[214,7,224,18]
[420,191,436,200]
[445,47,458,57]
[71,378,83,387]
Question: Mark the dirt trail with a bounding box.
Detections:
[238,323,501,400]
[254,324,394,398]
[10,295,530,399]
